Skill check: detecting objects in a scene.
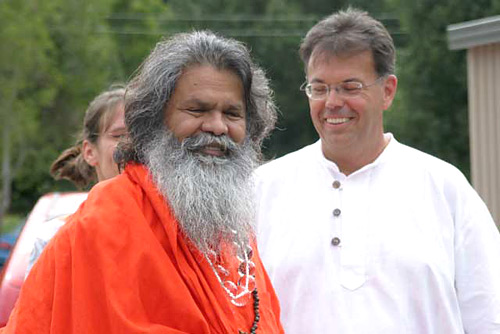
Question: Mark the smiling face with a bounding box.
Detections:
[306,50,397,173]
[164,65,246,156]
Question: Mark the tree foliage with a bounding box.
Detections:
[384,0,500,178]
[1,0,497,222]
[1,0,169,226]
[0,0,56,230]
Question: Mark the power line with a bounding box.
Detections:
[94,27,310,38]
[106,14,322,23]
[45,24,407,40]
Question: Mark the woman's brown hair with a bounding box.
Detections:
[50,87,125,189]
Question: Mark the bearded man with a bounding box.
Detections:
[1,31,283,334]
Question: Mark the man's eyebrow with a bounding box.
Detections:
[309,78,325,83]
[342,77,363,83]
[182,98,209,106]
[181,98,244,110]
[226,102,244,110]
[309,77,361,84]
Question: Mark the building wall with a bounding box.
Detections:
[467,43,500,226]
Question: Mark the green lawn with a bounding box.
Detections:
[1,214,25,234]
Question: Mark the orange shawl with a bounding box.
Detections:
[1,164,283,333]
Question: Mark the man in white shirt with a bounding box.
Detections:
[255,7,500,334]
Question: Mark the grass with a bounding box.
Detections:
[1,214,25,235]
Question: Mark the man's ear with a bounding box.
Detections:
[83,140,98,166]
[382,74,398,111]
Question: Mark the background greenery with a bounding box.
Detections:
[1,0,499,231]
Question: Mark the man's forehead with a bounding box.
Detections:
[307,49,375,78]
[171,65,246,106]
[309,47,372,65]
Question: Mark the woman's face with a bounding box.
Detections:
[83,103,126,182]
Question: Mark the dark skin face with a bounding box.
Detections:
[164,65,247,156]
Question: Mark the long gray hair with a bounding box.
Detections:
[116,30,277,165]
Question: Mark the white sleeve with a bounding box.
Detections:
[25,216,67,278]
[455,185,500,333]
[25,237,49,278]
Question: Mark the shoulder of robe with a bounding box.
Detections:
[62,172,148,239]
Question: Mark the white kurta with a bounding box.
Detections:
[255,134,500,334]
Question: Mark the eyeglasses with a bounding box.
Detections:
[300,76,385,100]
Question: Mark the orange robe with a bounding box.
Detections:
[1,164,283,333]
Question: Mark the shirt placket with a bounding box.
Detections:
[329,176,344,251]
[338,171,371,290]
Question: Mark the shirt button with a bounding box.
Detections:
[331,237,341,246]
[332,180,341,189]
[333,208,341,217]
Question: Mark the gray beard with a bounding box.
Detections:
[143,131,258,255]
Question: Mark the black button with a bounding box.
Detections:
[333,208,341,217]
[332,180,341,189]
[331,237,341,246]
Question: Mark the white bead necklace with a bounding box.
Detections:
[205,241,256,307]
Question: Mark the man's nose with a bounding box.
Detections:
[325,88,344,109]
[201,111,229,136]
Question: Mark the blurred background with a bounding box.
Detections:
[1,0,499,234]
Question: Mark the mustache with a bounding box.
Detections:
[181,133,239,156]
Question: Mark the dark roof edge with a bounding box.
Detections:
[447,15,500,50]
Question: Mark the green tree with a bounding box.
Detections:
[164,0,405,158]
[0,0,56,232]
[6,0,494,222]
[3,0,170,222]
[384,0,500,178]
[8,0,123,217]
[164,0,320,158]
[110,0,171,76]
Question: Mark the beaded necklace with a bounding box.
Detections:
[238,289,260,334]
[205,240,260,333]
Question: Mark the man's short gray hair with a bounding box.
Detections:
[117,30,277,164]
[299,7,395,77]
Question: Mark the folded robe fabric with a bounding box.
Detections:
[1,164,283,333]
